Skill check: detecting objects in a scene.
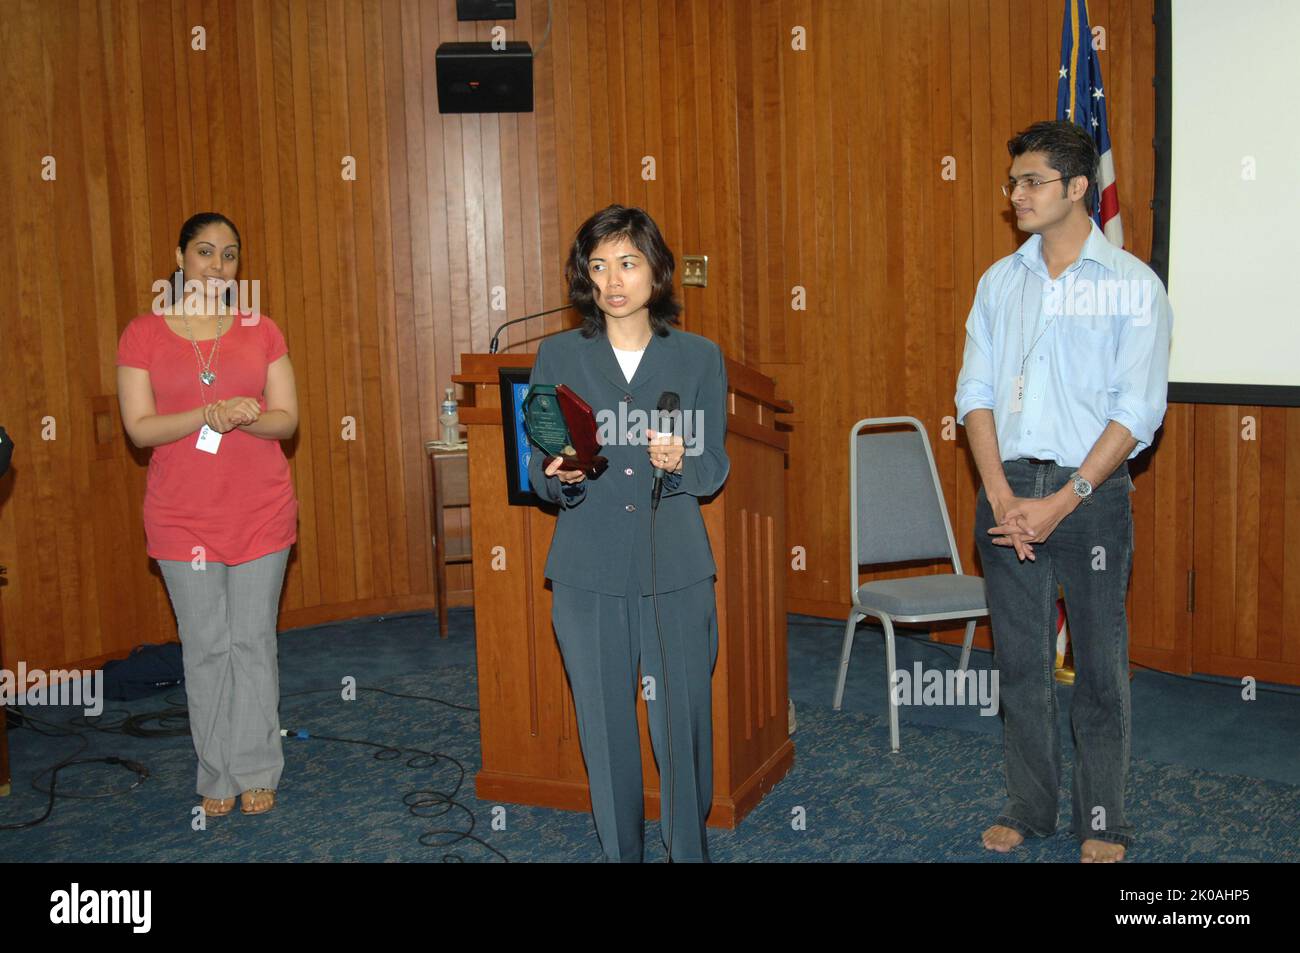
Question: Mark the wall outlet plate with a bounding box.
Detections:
[681,255,708,287]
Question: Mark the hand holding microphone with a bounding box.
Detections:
[650,391,682,509]
[646,430,684,473]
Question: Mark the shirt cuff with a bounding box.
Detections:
[1107,408,1157,452]
[559,480,588,507]
[954,396,995,425]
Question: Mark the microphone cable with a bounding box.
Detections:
[649,501,675,862]
[0,708,149,831]
[649,389,681,862]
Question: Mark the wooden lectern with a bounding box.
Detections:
[1,569,9,797]
[453,352,793,827]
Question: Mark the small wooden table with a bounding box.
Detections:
[427,446,472,638]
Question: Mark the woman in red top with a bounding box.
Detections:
[116,212,298,818]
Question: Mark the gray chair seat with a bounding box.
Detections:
[857,574,986,617]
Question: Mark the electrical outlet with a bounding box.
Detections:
[681,255,708,287]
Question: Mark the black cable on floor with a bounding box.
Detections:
[276,684,499,861]
[2,684,503,860]
[279,726,507,863]
[0,708,146,831]
[68,707,192,738]
[280,685,478,713]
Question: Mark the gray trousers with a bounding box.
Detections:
[551,570,719,863]
[158,547,290,799]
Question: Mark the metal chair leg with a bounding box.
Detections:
[956,619,977,704]
[958,619,975,674]
[833,610,863,711]
[881,614,900,752]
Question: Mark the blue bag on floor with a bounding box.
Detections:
[102,643,185,700]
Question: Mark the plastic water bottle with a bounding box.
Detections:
[439,387,459,445]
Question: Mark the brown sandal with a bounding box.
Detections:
[240,788,276,815]
[201,796,236,817]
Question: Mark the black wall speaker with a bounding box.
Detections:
[436,42,533,114]
[456,0,516,20]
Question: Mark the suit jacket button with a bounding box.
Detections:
[625,504,636,512]
[622,394,633,402]
[624,467,634,476]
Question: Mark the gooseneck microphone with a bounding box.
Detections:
[487,304,574,354]
[650,391,680,511]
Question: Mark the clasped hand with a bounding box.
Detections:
[987,493,1075,562]
[203,397,262,434]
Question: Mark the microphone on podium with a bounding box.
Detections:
[487,304,574,354]
[651,391,680,511]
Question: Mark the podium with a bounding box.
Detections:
[453,352,793,827]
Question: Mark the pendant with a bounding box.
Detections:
[200,370,216,386]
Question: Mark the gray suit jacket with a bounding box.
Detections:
[527,327,730,596]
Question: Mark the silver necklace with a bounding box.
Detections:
[180,311,225,386]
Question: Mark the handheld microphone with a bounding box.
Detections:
[651,391,680,510]
[487,304,574,353]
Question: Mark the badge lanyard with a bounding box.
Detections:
[189,316,225,454]
[1013,269,1056,413]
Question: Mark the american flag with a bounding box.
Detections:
[1057,0,1124,247]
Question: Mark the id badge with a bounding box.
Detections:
[1010,375,1025,413]
[196,425,223,454]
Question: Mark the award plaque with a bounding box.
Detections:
[522,384,609,477]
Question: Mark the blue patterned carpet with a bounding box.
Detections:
[1,609,1297,862]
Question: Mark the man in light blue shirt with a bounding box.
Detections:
[954,120,1171,863]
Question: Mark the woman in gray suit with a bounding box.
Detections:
[527,205,729,862]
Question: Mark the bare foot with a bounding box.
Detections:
[201,796,235,817]
[1080,839,1125,863]
[981,824,1024,853]
[239,788,276,815]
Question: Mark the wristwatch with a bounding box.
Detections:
[1068,471,1094,505]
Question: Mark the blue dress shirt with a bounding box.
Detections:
[954,219,1172,466]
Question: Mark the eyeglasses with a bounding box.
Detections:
[1001,176,1069,198]
[1001,176,1070,197]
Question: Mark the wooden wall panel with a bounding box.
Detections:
[0,0,568,669]
[1,0,1294,684]
[1191,406,1300,684]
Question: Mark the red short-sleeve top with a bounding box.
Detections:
[116,311,298,565]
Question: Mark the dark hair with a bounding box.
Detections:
[1007,120,1100,214]
[168,212,242,307]
[565,205,681,338]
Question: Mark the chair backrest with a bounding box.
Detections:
[849,417,963,591]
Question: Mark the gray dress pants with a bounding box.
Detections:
[551,565,720,863]
[158,547,290,799]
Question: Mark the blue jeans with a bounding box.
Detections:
[975,459,1135,847]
